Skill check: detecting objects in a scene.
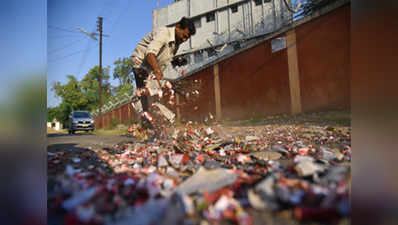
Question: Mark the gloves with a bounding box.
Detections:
[171,56,188,67]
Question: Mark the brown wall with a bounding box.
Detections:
[178,66,216,122]
[296,4,350,112]
[94,4,350,128]
[94,103,139,129]
[218,39,291,120]
[176,35,292,122]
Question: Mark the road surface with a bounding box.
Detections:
[47,132,134,151]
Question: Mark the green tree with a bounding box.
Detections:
[55,102,71,126]
[80,65,112,111]
[113,57,134,88]
[52,75,88,111]
[47,107,57,122]
[51,65,113,125]
[51,75,87,125]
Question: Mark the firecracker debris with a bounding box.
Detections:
[48,109,351,225]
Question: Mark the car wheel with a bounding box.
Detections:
[68,129,72,134]
[71,130,75,134]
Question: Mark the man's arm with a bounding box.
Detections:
[145,53,163,82]
[144,27,168,85]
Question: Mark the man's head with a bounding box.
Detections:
[175,17,196,44]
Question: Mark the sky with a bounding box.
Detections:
[47,0,174,107]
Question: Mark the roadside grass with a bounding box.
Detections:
[93,128,128,136]
[92,123,131,136]
[47,126,129,136]
[47,127,68,134]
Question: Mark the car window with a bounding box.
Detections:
[73,112,91,118]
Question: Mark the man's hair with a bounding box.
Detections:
[177,17,196,36]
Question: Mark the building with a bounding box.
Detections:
[47,119,63,131]
[153,0,294,79]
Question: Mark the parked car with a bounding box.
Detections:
[68,111,94,134]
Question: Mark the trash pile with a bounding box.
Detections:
[48,120,351,225]
[49,72,350,224]
[130,75,203,132]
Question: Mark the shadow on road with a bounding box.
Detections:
[47,143,84,151]
[48,142,115,225]
[47,132,95,138]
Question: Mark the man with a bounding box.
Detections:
[131,17,196,129]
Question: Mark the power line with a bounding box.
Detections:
[109,0,133,35]
[48,34,83,39]
[76,39,94,76]
[48,25,81,34]
[48,37,87,54]
[74,0,116,76]
[48,43,99,63]
[98,0,117,20]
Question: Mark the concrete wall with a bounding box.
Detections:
[229,3,245,41]
[153,0,287,52]
[216,8,229,44]
[265,0,277,33]
[252,0,264,34]
[170,0,188,24]
[191,0,215,17]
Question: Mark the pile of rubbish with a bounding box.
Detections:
[48,75,350,224]
[48,120,351,225]
[129,75,203,131]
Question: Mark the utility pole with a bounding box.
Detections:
[97,17,103,128]
[77,18,109,128]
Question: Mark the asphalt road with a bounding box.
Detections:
[47,132,134,152]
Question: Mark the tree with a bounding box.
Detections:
[51,75,88,125]
[47,107,57,122]
[55,102,71,126]
[80,65,112,111]
[51,65,113,125]
[113,57,134,88]
[52,75,88,111]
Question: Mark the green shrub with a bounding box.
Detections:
[109,118,119,129]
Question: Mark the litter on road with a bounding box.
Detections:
[48,79,350,225]
[48,114,351,225]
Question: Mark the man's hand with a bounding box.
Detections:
[154,69,163,87]
[146,53,163,86]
